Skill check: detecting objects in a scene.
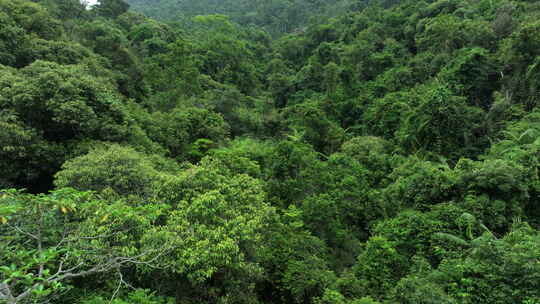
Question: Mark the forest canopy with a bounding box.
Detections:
[2,0,540,303]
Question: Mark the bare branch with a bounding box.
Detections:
[7,247,170,304]
[0,282,15,303]
[53,228,134,250]
[109,269,124,303]
[5,222,38,240]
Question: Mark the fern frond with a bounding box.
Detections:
[434,232,470,247]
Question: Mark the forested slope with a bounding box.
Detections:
[125,0,358,36]
[1,0,540,303]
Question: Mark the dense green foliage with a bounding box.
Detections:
[125,0,357,36]
[2,0,540,303]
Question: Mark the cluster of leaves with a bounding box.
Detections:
[2,0,540,303]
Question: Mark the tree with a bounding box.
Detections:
[372,210,447,262]
[38,0,87,20]
[143,39,201,107]
[381,156,458,215]
[300,153,374,266]
[0,188,166,304]
[0,0,62,68]
[350,236,409,301]
[80,289,173,304]
[54,144,176,199]
[191,15,262,95]
[263,139,322,207]
[146,107,229,161]
[454,158,530,233]
[362,91,411,139]
[142,157,275,303]
[0,60,152,190]
[438,47,498,108]
[340,136,394,187]
[0,0,62,40]
[284,101,346,155]
[0,110,57,190]
[1,60,130,142]
[396,82,485,159]
[415,15,495,54]
[94,0,130,18]
[427,221,540,304]
[78,19,148,99]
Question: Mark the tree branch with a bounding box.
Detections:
[0,282,16,304]
[5,222,38,240]
[10,248,166,304]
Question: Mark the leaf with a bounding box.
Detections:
[100,214,110,223]
[434,232,470,247]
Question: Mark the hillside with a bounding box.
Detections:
[125,0,357,35]
[1,0,540,303]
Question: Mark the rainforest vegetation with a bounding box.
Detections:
[1,0,540,303]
